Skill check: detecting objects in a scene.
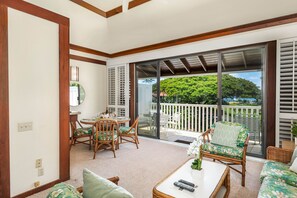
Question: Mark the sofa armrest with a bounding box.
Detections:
[267,146,293,164]
[201,129,212,143]
[77,176,120,193]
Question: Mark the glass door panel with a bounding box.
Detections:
[136,62,160,138]
[219,47,265,157]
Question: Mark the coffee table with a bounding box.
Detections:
[153,159,230,198]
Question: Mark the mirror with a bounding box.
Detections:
[70,82,86,107]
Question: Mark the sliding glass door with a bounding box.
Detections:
[136,61,160,138]
[218,47,265,157]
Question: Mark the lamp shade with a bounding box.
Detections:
[70,66,79,81]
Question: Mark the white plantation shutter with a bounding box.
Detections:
[276,38,297,146]
[107,65,129,119]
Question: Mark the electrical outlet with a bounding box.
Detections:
[34,181,40,188]
[38,168,44,176]
[18,122,33,132]
[35,159,42,168]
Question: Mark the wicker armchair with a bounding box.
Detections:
[201,128,249,187]
[266,146,293,163]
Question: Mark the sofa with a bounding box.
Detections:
[47,169,134,198]
[258,146,297,197]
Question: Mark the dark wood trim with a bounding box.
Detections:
[13,179,61,198]
[70,54,107,65]
[70,0,106,17]
[70,44,111,58]
[265,41,277,154]
[129,63,135,125]
[106,0,151,18]
[110,13,297,57]
[0,0,70,196]
[0,4,10,198]
[180,58,191,73]
[1,0,68,25]
[163,60,175,74]
[59,24,70,181]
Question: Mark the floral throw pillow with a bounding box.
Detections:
[47,183,82,198]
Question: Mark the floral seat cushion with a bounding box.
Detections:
[260,160,297,187]
[202,142,244,159]
[258,176,297,198]
[47,183,82,198]
[94,133,118,141]
[211,122,249,148]
[74,127,92,137]
[119,126,135,134]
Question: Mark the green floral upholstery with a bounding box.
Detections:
[94,133,118,141]
[46,183,82,198]
[119,126,135,134]
[202,142,244,159]
[260,161,297,187]
[74,127,92,137]
[258,176,297,198]
[211,121,249,148]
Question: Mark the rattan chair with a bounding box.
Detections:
[119,117,140,149]
[70,119,93,150]
[266,146,293,163]
[93,119,119,159]
[201,127,249,187]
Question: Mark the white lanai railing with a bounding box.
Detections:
[151,103,262,138]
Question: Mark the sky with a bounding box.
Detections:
[230,71,262,88]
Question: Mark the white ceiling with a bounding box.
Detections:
[85,0,133,11]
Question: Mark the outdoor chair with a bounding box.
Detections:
[201,121,249,186]
[70,119,93,150]
[168,113,180,132]
[119,117,140,149]
[93,119,119,159]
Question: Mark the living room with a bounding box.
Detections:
[1,0,297,197]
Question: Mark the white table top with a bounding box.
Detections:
[156,159,228,198]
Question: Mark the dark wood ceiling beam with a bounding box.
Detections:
[163,60,175,74]
[70,54,106,65]
[70,0,106,17]
[70,44,111,57]
[180,58,191,73]
[197,55,207,72]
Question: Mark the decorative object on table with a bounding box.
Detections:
[291,121,297,145]
[187,136,203,171]
[119,117,140,149]
[201,121,249,186]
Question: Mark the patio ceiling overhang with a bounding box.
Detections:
[136,46,264,78]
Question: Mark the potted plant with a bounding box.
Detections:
[187,137,203,171]
[291,122,297,145]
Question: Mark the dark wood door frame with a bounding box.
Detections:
[0,0,70,197]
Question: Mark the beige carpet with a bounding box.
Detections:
[30,138,263,198]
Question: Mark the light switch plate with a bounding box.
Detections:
[18,122,33,132]
[38,168,44,176]
[35,159,42,168]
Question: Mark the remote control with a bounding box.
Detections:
[174,182,195,192]
[178,179,195,187]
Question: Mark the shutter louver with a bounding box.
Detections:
[108,67,116,106]
[277,39,297,146]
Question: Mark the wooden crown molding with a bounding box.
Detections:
[70,0,150,18]
[70,54,106,65]
[70,12,297,59]
[70,44,111,57]
[110,13,297,57]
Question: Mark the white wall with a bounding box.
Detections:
[26,0,109,52]
[70,60,107,121]
[8,8,59,196]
